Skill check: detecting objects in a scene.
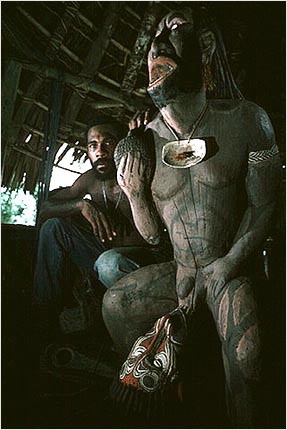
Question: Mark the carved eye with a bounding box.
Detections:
[170,23,179,31]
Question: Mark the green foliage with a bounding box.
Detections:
[1,187,37,226]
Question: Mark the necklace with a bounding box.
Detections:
[162,103,209,169]
[163,102,209,142]
[102,181,122,211]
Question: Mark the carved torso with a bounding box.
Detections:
[147,99,272,269]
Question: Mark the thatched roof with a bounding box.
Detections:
[1,1,285,194]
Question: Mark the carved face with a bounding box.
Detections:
[147,8,203,107]
[87,124,118,179]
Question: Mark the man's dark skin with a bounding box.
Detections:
[33,120,169,309]
[40,123,145,247]
[102,8,281,428]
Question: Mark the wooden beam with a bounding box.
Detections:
[18,91,124,113]
[87,100,124,109]
[1,60,22,168]
[21,123,86,150]
[17,92,126,142]
[77,11,131,55]
[17,6,50,37]
[17,5,138,97]
[10,3,80,151]
[20,61,148,111]
[121,3,161,94]
[82,3,123,78]
[63,3,123,127]
[12,146,84,175]
[125,6,141,21]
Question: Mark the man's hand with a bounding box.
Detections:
[202,256,238,301]
[117,152,150,200]
[80,199,115,242]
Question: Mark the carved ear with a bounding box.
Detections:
[199,30,216,65]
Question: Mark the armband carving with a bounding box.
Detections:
[248,144,279,165]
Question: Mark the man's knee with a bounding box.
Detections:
[39,218,65,239]
[94,249,140,288]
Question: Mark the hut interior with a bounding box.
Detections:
[1,1,285,428]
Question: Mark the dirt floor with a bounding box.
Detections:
[2,224,285,429]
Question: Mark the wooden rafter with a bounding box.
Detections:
[1,60,22,169]
[21,124,85,150]
[9,3,80,150]
[16,5,143,98]
[20,61,148,111]
[12,146,84,175]
[63,2,123,128]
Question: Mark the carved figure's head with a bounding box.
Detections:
[147,7,242,107]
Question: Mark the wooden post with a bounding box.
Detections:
[1,60,22,169]
[36,75,64,221]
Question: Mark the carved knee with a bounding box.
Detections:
[102,285,125,320]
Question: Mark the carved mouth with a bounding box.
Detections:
[148,56,177,90]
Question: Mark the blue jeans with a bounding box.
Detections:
[94,247,164,288]
[33,217,166,307]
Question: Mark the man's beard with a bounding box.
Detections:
[91,158,117,180]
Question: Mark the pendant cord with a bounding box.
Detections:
[163,103,209,143]
[102,181,122,211]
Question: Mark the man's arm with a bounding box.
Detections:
[202,106,282,299]
[39,174,89,221]
[39,172,115,242]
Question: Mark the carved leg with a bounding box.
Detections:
[207,277,262,428]
[102,261,177,358]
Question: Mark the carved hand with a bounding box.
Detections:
[129,109,151,131]
[201,256,238,301]
[80,199,115,242]
[117,152,150,200]
[176,266,206,311]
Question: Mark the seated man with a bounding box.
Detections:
[102,7,281,428]
[32,114,172,338]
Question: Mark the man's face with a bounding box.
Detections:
[147,8,203,107]
[87,124,118,180]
